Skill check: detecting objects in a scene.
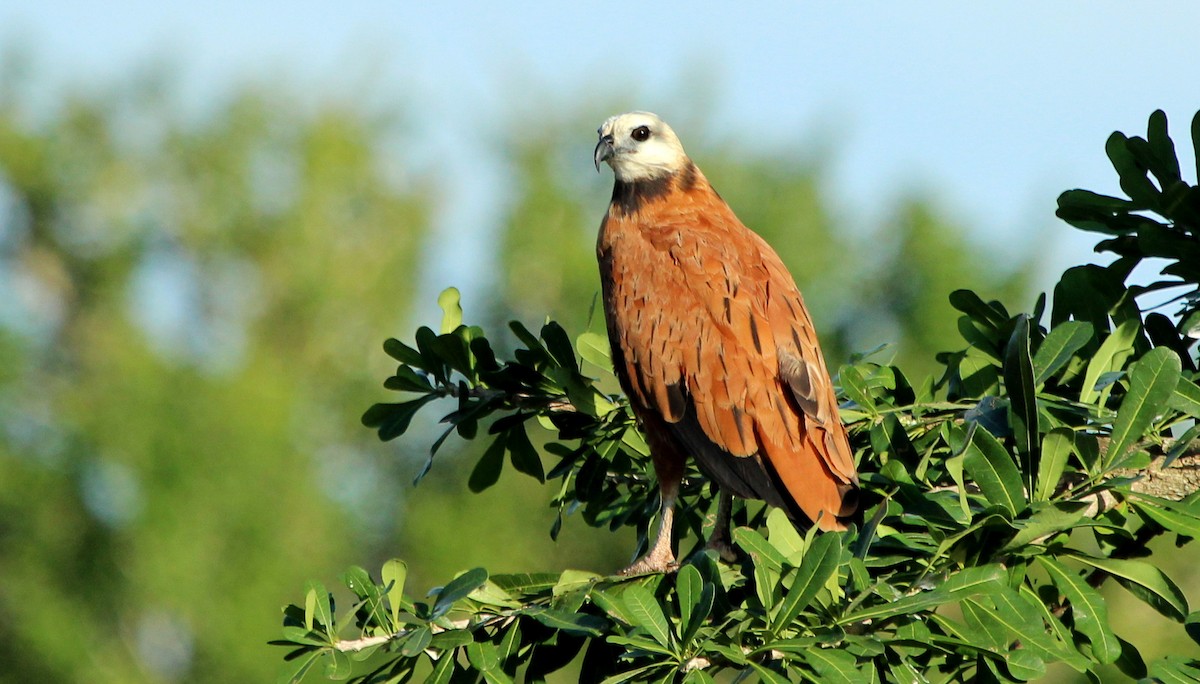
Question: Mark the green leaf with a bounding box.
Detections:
[383,338,425,367]
[576,331,613,371]
[1003,650,1046,681]
[426,649,457,684]
[1129,494,1200,538]
[838,564,1005,624]
[341,566,388,628]
[1079,319,1139,405]
[1107,131,1160,207]
[1004,315,1038,488]
[1000,501,1086,552]
[801,648,862,684]
[522,606,608,636]
[732,527,787,573]
[765,507,805,563]
[840,364,876,415]
[437,287,464,334]
[506,424,545,482]
[1034,428,1073,501]
[383,365,434,393]
[468,433,507,492]
[1033,321,1093,385]
[1148,656,1200,684]
[749,662,792,684]
[1068,553,1188,621]
[949,289,1009,330]
[1036,556,1120,664]
[466,641,500,672]
[323,650,352,680]
[675,564,711,645]
[964,427,1026,516]
[431,567,489,620]
[304,580,332,631]
[1113,634,1147,679]
[1105,347,1181,469]
[771,532,842,634]
[1169,377,1200,419]
[488,572,559,595]
[1188,611,1200,647]
[362,395,439,441]
[622,584,673,650]
[381,559,407,628]
[399,625,431,657]
[541,321,580,374]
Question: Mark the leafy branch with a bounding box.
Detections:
[275,110,1200,683]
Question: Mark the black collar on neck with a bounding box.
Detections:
[609,162,696,215]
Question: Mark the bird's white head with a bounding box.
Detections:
[594,111,689,182]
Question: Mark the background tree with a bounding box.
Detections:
[0,56,1179,683]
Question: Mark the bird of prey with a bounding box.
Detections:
[593,111,860,574]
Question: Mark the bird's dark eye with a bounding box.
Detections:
[631,126,651,142]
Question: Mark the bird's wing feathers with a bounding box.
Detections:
[601,179,857,528]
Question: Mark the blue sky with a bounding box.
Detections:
[4,1,1199,308]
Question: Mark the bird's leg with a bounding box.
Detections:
[704,489,738,563]
[620,476,680,575]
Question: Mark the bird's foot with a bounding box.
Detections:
[618,551,679,576]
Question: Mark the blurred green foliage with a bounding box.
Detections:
[0,59,1076,682]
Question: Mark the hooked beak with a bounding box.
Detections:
[593,134,614,171]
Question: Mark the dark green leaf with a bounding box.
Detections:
[1079,319,1139,404]
[1004,315,1038,488]
[1107,131,1160,207]
[506,425,545,482]
[466,641,500,672]
[425,645,457,684]
[341,566,388,628]
[1068,553,1188,621]
[468,433,507,492]
[1169,377,1200,419]
[522,606,608,637]
[733,527,787,573]
[839,364,876,415]
[1144,109,1182,186]
[383,365,435,393]
[541,321,579,374]
[964,427,1026,516]
[1034,428,1073,501]
[838,564,1005,624]
[771,532,842,634]
[1113,634,1147,679]
[362,395,439,441]
[383,338,426,367]
[949,289,1009,330]
[399,625,431,658]
[1148,656,1200,684]
[431,568,489,620]
[801,648,862,684]
[622,584,673,650]
[1187,611,1200,647]
[1036,557,1120,664]
[1129,494,1200,538]
[1033,321,1093,385]
[749,662,792,684]
[1105,347,1181,469]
